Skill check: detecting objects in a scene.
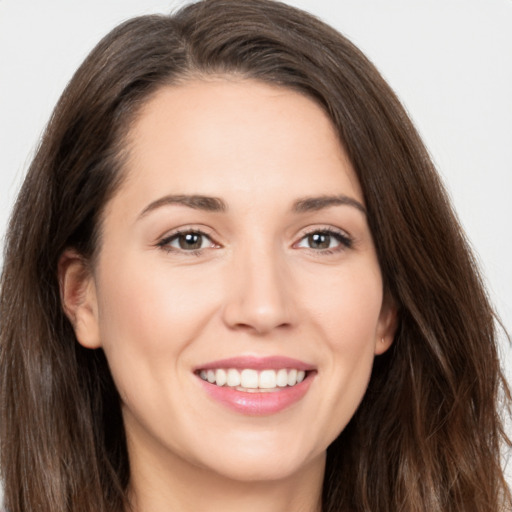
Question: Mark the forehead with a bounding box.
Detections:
[115,78,363,215]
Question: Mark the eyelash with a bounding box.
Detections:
[157,227,353,256]
[295,228,353,254]
[157,229,217,256]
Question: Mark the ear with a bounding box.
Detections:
[374,294,398,356]
[58,249,101,349]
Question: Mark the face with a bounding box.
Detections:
[62,79,396,485]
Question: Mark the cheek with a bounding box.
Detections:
[93,255,223,406]
[301,260,383,348]
[300,262,383,435]
[92,257,221,426]
[95,254,217,350]
[327,273,383,382]
[320,289,382,388]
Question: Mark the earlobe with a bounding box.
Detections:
[374,297,398,356]
[58,249,101,349]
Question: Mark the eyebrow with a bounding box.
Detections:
[138,193,366,220]
[138,194,227,219]
[293,195,366,215]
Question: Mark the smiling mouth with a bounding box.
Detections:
[197,368,308,392]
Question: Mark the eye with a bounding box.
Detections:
[158,230,216,252]
[295,229,352,251]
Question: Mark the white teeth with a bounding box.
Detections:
[259,369,276,389]
[215,369,227,386]
[241,369,259,388]
[276,368,288,387]
[227,368,241,387]
[199,368,309,390]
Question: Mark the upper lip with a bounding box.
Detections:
[194,355,315,372]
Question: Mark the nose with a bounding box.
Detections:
[221,244,296,335]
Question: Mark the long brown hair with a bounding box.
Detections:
[1,1,510,511]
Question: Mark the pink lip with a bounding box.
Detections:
[198,375,314,415]
[194,355,315,372]
[194,356,316,416]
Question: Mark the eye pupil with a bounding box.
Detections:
[179,233,202,250]
[308,233,330,249]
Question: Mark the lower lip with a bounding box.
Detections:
[198,373,315,415]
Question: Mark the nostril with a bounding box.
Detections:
[222,301,294,335]
[221,257,296,334]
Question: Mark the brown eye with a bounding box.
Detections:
[177,232,204,250]
[160,231,214,252]
[296,229,352,251]
[307,232,332,249]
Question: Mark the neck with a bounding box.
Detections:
[126,436,325,512]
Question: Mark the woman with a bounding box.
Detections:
[0,0,510,511]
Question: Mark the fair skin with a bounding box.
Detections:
[60,79,396,512]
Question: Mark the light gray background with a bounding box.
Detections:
[1,0,511,487]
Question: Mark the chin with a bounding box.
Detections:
[188,433,326,483]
